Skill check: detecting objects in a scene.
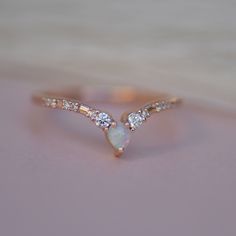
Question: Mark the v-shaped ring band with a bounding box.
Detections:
[32,86,182,157]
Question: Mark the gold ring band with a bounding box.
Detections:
[32,86,182,157]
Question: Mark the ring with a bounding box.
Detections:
[32,86,182,157]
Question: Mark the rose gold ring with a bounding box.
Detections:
[32,86,182,157]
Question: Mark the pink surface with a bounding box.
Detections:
[0,79,236,236]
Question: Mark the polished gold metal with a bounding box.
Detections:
[32,86,182,157]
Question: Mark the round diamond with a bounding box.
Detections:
[95,112,112,128]
[128,113,143,130]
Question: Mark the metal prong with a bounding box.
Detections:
[120,112,128,123]
[111,122,117,128]
[114,148,124,158]
[124,122,135,131]
[103,127,109,133]
[125,122,130,129]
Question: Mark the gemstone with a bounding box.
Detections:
[165,102,171,109]
[63,100,79,111]
[156,101,171,111]
[141,109,149,120]
[128,112,144,130]
[107,122,130,150]
[95,112,112,128]
[44,98,57,108]
[156,102,162,112]
[161,101,167,110]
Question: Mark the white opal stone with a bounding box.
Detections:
[107,122,130,150]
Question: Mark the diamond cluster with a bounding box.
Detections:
[43,97,80,112]
[42,96,173,133]
[62,100,79,112]
[127,101,172,131]
[42,97,114,130]
[43,98,57,108]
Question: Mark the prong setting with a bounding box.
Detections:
[106,122,131,157]
[114,148,124,158]
[88,110,114,129]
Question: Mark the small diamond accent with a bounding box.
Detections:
[156,101,171,112]
[165,102,171,109]
[141,109,150,120]
[44,98,57,108]
[94,112,112,128]
[161,101,167,110]
[62,100,79,112]
[128,112,144,130]
[156,102,162,112]
[89,110,99,120]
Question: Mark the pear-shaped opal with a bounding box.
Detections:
[107,122,130,150]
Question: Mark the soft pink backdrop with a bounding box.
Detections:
[1,0,236,235]
[0,78,236,236]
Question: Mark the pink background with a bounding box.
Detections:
[1,0,236,235]
[0,78,236,236]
